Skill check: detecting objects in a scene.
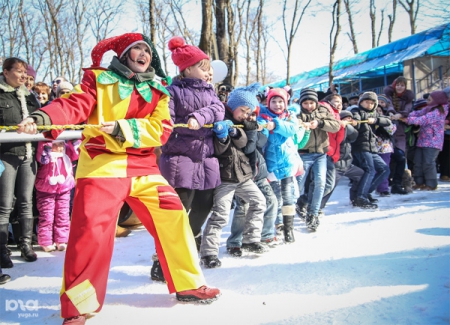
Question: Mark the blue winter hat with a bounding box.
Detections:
[227,83,261,112]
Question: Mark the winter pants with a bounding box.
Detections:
[36,190,71,246]
[321,164,364,208]
[296,153,327,216]
[352,151,390,199]
[227,178,277,248]
[200,179,265,257]
[438,134,450,178]
[303,155,336,211]
[60,175,205,319]
[0,155,36,226]
[413,147,440,188]
[175,188,214,237]
[270,176,296,225]
[377,153,392,193]
[390,147,406,186]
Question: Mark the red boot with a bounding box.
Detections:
[176,285,221,304]
[62,315,86,324]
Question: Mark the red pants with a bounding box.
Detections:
[60,175,205,318]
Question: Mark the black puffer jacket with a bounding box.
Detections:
[350,105,392,153]
[242,125,269,182]
[336,123,358,171]
[0,76,40,157]
[214,110,253,183]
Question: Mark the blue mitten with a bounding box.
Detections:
[213,120,234,139]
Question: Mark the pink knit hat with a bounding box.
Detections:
[168,37,209,72]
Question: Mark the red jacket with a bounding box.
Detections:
[319,101,345,163]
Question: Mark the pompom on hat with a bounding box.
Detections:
[227,83,261,112]
[90,33,167,78]
[168,36,210,72]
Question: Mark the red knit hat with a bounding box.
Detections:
[267,88,289,112]
[168,36,210,72]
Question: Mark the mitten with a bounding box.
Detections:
[228,127,239,138]
[213,121,233,139]
[243,120,258,131]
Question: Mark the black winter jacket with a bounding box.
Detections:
[336,123,358,171]
[350,105,392,153]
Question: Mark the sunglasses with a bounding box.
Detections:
[52,79,62,84]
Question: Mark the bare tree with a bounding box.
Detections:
[68,0,90,82]
[215,0,229,77]
[87,0,124,43]
[226,0,245,86]
[328,0,341,86]
[398,0,419,34]
[199,0,213,55]
[369,0,377,48]
[243,0,258,85]
[254,0,264,82]
[282,0,312,85]
[343,0,358,54]
[376,9,385,47]
[165,0,197,44]
[387,0,397,42]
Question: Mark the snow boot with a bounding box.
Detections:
[241,242,268,254]
[282,215,295,243]
[0,272,11,285]
[367,194,378,203]
[200,255,222,268]
[391,183,408,195]
[17,218,37,262]
[352,197,378,209]
[0,224,13,268]
[227,247,242,257]
[305,214,320,231]
[176,285,221,304]
[150,254,166,282]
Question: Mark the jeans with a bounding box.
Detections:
[377,153,391,192]
[0,155,37,226]
[227,178,277,248]
[413,147,440,188]
[296,153,327,216]
[269,176,296,225]
[352,151,390,199]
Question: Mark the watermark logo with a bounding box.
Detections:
[5,299,39,318]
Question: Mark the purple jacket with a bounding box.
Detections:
[160,77,225,190]
[407,104,449,150]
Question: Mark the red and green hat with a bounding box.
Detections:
[91,33,167,79]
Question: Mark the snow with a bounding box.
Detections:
[1,179,450,325]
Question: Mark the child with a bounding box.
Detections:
[350,92,392,208]
[200,84,267,268]
[226,84,278,256]
[374,105,397,196]
[152,37,225,281]
[384,76,414,194]
[35,140,78,252]
[401,90,449,190]
[259,88,304,242]
[296,88,340,230]
[18,33,220,324]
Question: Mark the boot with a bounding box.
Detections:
[0,272,11,285]
[0,224,13,268]
[150,254,165,282]
[17,218,37,262]
[283,215,295,243]
[194,235,202,252]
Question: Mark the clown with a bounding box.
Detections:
[17,33,220,325]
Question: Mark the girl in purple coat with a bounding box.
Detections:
[151,37,225,281]
[35,140,78,252]
[401,90,449,191]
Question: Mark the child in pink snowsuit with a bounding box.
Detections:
[35,140,78,252]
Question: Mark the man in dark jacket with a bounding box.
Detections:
[351,92,392,208]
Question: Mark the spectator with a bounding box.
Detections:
[33,81,51,107]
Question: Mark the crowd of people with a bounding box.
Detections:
[1,32,450,325]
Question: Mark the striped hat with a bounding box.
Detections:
[299,88,318,105]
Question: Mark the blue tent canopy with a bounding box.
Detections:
[266,23,450,91]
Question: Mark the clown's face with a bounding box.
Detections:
[127,43,152,73]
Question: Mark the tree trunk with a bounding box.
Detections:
[199,0,213,55]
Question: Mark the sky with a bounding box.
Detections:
[1,179,449,324]
[106,0,446,83]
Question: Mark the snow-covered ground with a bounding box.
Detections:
[1,179,450,325]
